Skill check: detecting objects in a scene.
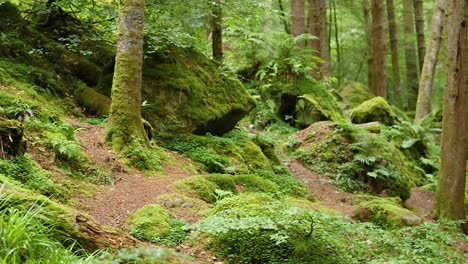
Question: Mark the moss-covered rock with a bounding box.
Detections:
[0,118,26,157]
[351,97,396,126]
[97,47,255,135]
[339,81,375,109]
[294,121,421,200]
[352,195,423,227]
[127,204,172,241]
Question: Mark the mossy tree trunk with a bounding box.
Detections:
[413,0,426,74]
[370,0,387,98]
[107,0,148,151]
[414,0,445,122]
[402,0,420,109]
[211,0,223,62]
[292,0,305,47]
[436,0,467,233]
[386,0,402,105]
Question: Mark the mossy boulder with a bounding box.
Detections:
[351,97,396,126]
[352,196,423,227]
[294,121,421,200]
[339,81,374,108]
[127,204,172,242]
[97,46,255,135]
[0,118,26,157]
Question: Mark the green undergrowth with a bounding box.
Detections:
[127,204,187,246]
[121,139,166,173]
[294,121,424,200]
[0,155,69,201]
[195,193,467,264]
[156,129,274,174]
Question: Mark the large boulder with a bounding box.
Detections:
[97,47,255,135]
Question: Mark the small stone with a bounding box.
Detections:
[182,202,194,208]
[174,197,184,204]
[164,200,176,208]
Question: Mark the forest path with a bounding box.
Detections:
[287,160,357,217]
[68,119,198,229]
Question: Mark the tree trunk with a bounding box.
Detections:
[107,0,148,150]
[386,0,402,105]
[309,0,329,79]
[413,0,426,73]
[363,0,374,91]
[414,0,445,122]
[211,0,223,62]
[402,0,419,109]
[370,0,387,98]
[278,0,291,34]
[292,0,305,47]
[436,0,468,233]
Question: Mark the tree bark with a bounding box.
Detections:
[211,0,223,62]
[413,0,426,73]
[292,0,306,47]
[436,0,468,233]
[370,0,387,98]
[414,0,446,122]
[309,0,329,79]
[402,0,420,109]
[386,0,402,105]
[363,0,374,91]
[107,0,148,150]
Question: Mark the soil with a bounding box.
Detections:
[288,159,357,217]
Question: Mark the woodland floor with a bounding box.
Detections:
[29,119,449,262]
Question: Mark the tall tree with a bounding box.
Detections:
[436,0,468,233]
[292,0,306,46]
[370,0,387,98]
[309,0,329,78]
[386,0,402,104]
[402,0,419,109]
[414,0,446,122]
[107,0,148,150]
[363,0,374,91]
[413,0,426,73]
[211,0,223,62]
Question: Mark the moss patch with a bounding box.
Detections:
[352,195,423,228]
[171,176,219,203]
[351,97,396,126]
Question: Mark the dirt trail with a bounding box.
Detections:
[68,120,196,228]
[288,160,357,217]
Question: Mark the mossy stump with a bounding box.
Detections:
[0,118,26,157]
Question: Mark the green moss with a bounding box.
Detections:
[157,132,272,174]
[171,176,219,203]
[208,192,276,215]
[73,84,110,116]
[351,97,396,126]
[353,195,423,228]
[298,90,344,123]
[339,81,375,108]
[234,174,279,193]
[295,121,420,200]
[155,193,208,211]
[127,204,172,241]
[204,174,237,193]
[98,46,255,135]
